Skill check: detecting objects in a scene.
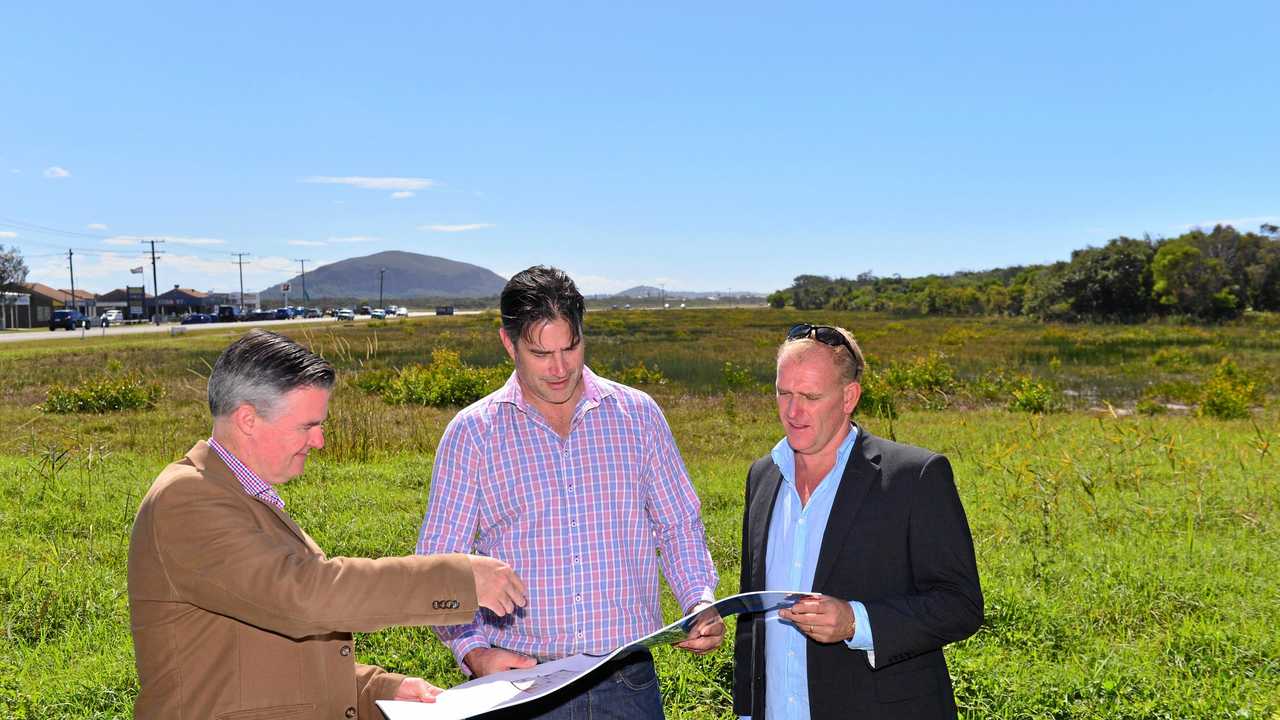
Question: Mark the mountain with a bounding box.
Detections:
[612,285,765,299]
[260,251,507,300]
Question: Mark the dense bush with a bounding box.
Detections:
[1006,375,1061,414]
[1198,358,1262,420]
[359,349,509,408]
[41,376,164,413]
[721,361,759,391]
[610,361,667,387]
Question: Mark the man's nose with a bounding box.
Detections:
[550,352,566,376]
[310,426,325,450]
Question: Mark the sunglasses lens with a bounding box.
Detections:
[787,324,812,340]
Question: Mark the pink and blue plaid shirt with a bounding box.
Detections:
[417,366,717,672]
[207,437,285,510]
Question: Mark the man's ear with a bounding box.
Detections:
[499,327,517,362]
[844,381,862,416]
[230,403,258,437]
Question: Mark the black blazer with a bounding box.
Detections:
[732,427,983,719]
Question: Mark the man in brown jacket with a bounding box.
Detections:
[128,329,527,720]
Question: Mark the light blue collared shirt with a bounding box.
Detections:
[755,424,874,720]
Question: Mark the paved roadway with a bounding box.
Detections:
[0,311,478,344]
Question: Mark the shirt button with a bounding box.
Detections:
[798,518,806,525]
[575,594,582,602]
[574,556,580,564]
[345,707,357,718]
[339,644,351,657]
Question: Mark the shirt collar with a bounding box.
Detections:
[207,436,286,510]
[770,422,859,488]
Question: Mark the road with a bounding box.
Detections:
[0,311,478,344]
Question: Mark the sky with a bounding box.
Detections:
[2,1,1278,296]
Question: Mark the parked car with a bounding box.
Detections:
[370,308,387,319]
[435,305,454,316]
[248,309,276,321]
[49,309,90,330]
[336,307,355,321]
[304,307,321,318]
[395,306,409,317]
[99,309,124,327]
[357,305,372,315]
[181,313,215,325]
[273,308,293,320]
[215,305,244,322]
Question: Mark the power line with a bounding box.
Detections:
[143,239,165,318]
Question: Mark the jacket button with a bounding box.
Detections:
[340,645,352,657]
[345,707,356,718]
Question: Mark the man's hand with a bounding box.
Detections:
[393,677,443,703]
[778,594,855,644]
[674,601,725,654]
[468,555,528,616]
[464,647,538,678]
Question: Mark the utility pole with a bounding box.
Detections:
[232,253,250,313]
[378,267,386,310]
[143,239,165,321]
[293,258,310,303]
[67,249,77,313]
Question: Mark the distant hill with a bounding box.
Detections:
[261,251,507,300]
[612,285,765,299]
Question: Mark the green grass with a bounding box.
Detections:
[2,310,1278,718]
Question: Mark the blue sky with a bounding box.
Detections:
[2,1,1277,296]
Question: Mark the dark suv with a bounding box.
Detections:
[49,309,90,330]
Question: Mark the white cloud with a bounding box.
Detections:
[87,223,109,231]
[302,176,438,191]
[419,223,495,233]
[103,234,226,247]
[0,231,16,239]
[571,274,634,295]
[44,166,71,179]
[390,191,415,200]
[288,239,328,247]
[1186,215,1280,232]
[328,235,380,244]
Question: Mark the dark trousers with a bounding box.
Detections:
[482,650,664,720]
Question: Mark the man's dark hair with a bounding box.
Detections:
[500,265,585,347]
[208,329,336,418]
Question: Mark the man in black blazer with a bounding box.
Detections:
[733,324,983,719]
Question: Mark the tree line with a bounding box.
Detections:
[768,224,1280,321]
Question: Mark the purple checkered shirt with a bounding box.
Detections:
[207,437,285,510]
[417,366,717,672]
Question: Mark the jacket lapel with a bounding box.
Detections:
[812,427,881,591]
[749,463,784,588]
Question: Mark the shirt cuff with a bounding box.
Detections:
[680,586,717,613]
[844,600,874,652]
[449,634,492,677]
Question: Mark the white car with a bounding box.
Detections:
[395,306,409,317]
[370,308,387,319]
[100,309,124,327]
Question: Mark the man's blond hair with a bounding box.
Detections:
[776,325,866,385]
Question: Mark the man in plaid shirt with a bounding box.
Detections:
[417,266,723,718]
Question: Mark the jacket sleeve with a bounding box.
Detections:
[732,464,756,717]
[150,474,479,640]
[355,663,405,720]
[860,454,983,666]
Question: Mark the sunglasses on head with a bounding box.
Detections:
[786,323,860,366]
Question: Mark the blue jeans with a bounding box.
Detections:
[483,650,664,720]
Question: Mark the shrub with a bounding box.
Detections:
[41,376,164,414]
[856,371,897,419]
[1006,375,1060,414]
[722,361,758,391]
[612,362,667,387]
[1198,358,1261,420]
[369,349,510,408]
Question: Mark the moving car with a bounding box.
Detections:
[49,309,90,330]
[336,308,355,321]
[180,313,215,325]
[247,309,276,321]
[215,305,244,322]
[395,306,409,317]
[370,308,386,319]
[434,305,454,316]
[273,308,292,320]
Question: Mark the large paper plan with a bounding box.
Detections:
[377,590,808,720]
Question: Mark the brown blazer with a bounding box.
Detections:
[128,441,479,720]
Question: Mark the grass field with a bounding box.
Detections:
[2,309,1278,719]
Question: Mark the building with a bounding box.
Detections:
[97,287,151,319]
[156,286,213,317]
[0,283,78,328]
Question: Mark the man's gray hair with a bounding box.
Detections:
[208,329,336,419]
[777,325,866,385]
